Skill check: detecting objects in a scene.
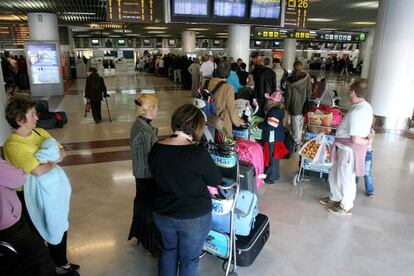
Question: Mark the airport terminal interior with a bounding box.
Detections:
[1,0,414,275]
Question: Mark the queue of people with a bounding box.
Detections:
[0,52,376,276]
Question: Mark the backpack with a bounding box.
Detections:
[54,112,68,128]
[236,138,265,188]
[280,70,289,93]
[196,80,226,118]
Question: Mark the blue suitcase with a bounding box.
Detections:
[212,190,258,236]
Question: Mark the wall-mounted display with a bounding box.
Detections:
[91,39,100,46]
[173,0,209,16]
[250,0,281,19]
[214,0,246,17]
[117,39,126,46]
[26,43,60,84]
[107,0,154,22]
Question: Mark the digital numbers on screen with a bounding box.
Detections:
[214,0,246,17]
[250,0,281,19]
[174,0,208,16]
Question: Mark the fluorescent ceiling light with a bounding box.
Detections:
[216,33,228,35]
[144,26,168,30]
[65,12,96,15]
[351,21,376,25]
[319,28,338,31]
[187,28,209,31]
[350,1,379,9]
[307,18,335,22]
[146,31,165,34]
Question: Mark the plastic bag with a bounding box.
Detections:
[299,133,327,163]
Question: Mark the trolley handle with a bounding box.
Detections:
[217,182,238,190]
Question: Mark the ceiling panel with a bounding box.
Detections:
[0,0,378,38]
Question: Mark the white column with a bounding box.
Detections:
[227,25,250,67]
[0,66,11,148]
[181,31,196,54]
[28,13,59,40]
[368,0,414,130]
[361,30,375,79]
[282,38,297,72]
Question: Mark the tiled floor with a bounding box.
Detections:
[41,71,414,276]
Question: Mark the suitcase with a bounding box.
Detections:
[236,213,270,267]
[236,138,265,188]
[203,230,230,259]
[212,190,258,236]
[239,162,257,194]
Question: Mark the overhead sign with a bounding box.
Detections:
[107,0,153,22]
[284,0,309,28]
[254,27,366,42]
[0,24,29,46]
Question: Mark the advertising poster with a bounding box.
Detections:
[27,44,60,84]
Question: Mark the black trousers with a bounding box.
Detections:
[0,217,55,276]
[90,100,102,123]
[17,191,68,266]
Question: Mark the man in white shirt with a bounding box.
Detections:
[319,79,374,215]
[199,55,217,86]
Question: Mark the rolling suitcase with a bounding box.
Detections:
[239,162,257,194]
[236,213,270,266]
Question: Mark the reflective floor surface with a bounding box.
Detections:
[41,71,414,276]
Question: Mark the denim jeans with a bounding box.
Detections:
[153,212,211,276]
[265,143,280,182]
[356,150,374,195]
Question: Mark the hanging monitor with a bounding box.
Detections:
[172,0,209,16]
[214,0,247,17]
[117,39,126,46]
[250,0,282,19]
[91,39,100,46]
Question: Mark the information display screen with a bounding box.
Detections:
[27,44,60,84]
[250,0,281,19]
[173,0,208,16]
[214,0,246,17]
[91,39,100,46]
[107,0,153,22]
[117,39,126,46]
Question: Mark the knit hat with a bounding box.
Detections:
[265,90,283,102]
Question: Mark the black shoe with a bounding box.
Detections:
[56,263,80,274]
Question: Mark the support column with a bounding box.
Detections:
[27,13,64,96]
[181,31,196,54]
[228,25,251,68]
[361,30,375,79]
[0,66,11,149]
[368,0,414,130]
[282,38,297,72]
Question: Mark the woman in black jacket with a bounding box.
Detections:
[149,104,222,276]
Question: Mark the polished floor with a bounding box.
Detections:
[40,71,414,276]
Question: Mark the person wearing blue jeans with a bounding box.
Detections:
[356,148,374,197]
[153,213,211,276]
[149,104,222,276]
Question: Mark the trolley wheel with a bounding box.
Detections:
[293,173,300,186]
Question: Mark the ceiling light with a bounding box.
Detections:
[64,12,96,16]
[307,18,335,22]
[319,28,338,31]
[350,1,379,9]
[146,31,165,34]
[187,28,209,31]
[216,33,228,35]
[351,21,376,25]
[144,26,168,30]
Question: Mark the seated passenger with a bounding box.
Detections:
[149,104,222,276]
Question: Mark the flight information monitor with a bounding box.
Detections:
[173,0,209,16]
[250,0,282,19]
[214,0,246,17]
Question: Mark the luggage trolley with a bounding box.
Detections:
[203,148,241,276]
[293,131,336,186]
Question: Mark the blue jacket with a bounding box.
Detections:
[227,71,241,93]
[24,138,71,245]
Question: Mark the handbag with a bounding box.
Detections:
[84,101,91,117]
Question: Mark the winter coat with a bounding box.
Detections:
[208,78,244,138]
[285,73,312,116]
